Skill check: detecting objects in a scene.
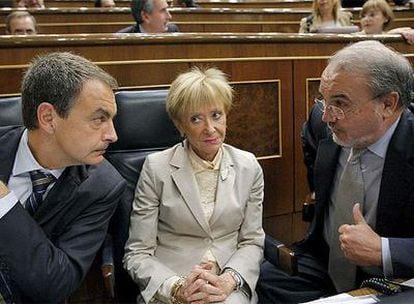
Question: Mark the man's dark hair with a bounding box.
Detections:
[22,52,118,130]
[131,0,154,24]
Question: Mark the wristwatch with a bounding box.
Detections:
[224,268,243,291]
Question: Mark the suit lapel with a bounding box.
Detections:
[210,147,235,227]
[35,165,89,225]
[376,110,414,235]
[315,136,340,207]
[170,145,212,235]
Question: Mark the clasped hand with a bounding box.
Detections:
[176,262,236,304]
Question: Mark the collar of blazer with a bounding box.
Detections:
[169,142,236,234]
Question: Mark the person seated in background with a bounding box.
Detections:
[17,0,45,8]
[117,0,179,33]
[0,0,14,7]
[0,52,126,303]
[123,67,265,304]
[94,0,116,7]
[257,40,414,303]
[175,0,199,7]
[5,11,37,35]
[299,0,353,33]
[355,0,414,44]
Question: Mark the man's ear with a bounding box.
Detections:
[141,11,149,23]
[382,92,399,118]
[37,102,57,134]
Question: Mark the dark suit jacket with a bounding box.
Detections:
[117,23,179,33]
[300,105,414,278]
[0,126,126,302]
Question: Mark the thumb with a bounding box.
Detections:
[353,203,366,225]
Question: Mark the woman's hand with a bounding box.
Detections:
[184,269,237,303]
[177,264,237,304]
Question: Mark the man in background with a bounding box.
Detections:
[117,0,179,33]
[5,11,37,35]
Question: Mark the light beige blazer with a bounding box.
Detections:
[123,142,265,303]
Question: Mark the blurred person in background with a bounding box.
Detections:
[5,11,37,35]
[299,0,353,33]
[117,0,179,33]
[17,0,45,8]
[95,0,116,7]
[356,0,414,44]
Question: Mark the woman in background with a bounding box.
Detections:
[356,0,414,44]
[124,67,265,304]
[299,0,352,33]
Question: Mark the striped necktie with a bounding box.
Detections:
[25,170,56,216]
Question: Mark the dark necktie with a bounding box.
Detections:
[25,170,56,216]
[328,148,366,292]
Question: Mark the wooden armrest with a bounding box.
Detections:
[264,234,298,276]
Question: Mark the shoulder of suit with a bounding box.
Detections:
[0,125,24,142]
[85,158,126,189]
[222,143,257,164]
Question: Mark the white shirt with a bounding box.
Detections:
[0,129,63,218]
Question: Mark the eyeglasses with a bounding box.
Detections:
[314,98,346,120]
[314,93,385,120]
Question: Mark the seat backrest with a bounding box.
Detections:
[0,96,23,126]
[105,90,180,302]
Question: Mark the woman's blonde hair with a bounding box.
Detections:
[166,67,233,122]
[313,0,342,20]
[361,0,394,28]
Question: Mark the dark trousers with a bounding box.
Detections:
[256,251,336,304]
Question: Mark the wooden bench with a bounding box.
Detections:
[45,0,313,8]
[1,17,413,34]
[1,7,413,24]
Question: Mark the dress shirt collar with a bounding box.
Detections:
[139,24,146,33]
[188,144,223,172]
[12,129,64,179]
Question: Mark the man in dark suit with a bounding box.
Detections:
[257,40,414,303]
[0,52,126,303]
[117,0,179,33]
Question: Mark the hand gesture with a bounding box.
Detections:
[338,203,382,266]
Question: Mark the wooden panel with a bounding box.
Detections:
[0,18,412,35]
[196,0,313,9]
[263,213,292,244]
[46,0,131,7]
[264,212,308,245]
[293,59,327,212]
[292,211,308,242]
[228,82,280,157]
[46,0,313,8]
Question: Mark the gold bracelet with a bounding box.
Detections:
[170,277,186,304]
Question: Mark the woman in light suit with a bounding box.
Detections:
[123,67,265,304]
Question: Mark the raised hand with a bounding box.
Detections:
[338,203,382,266]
